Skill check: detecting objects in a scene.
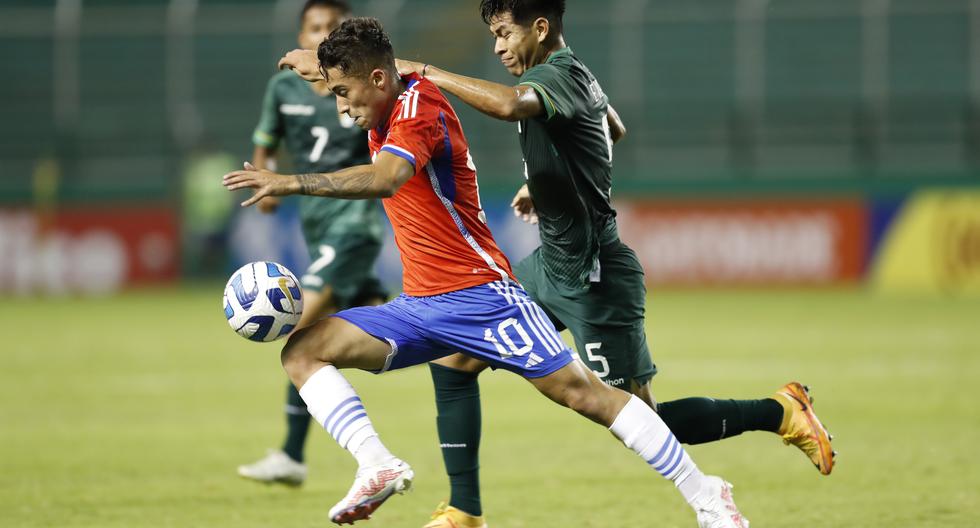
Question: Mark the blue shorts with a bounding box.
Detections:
[333,280,575,378]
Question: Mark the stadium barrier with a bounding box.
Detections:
[615,200,868,286]
[5,187,977,295]
[871,190,980,295]
[0,207,178,295]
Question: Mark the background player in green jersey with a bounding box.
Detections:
[237,0,387,487]
[396,1,835,526]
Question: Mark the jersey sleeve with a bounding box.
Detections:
[252,75,283,148]
[519,63,578,122]
[378,90,441,170]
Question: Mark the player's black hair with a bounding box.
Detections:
[317,17,395,78]
[480,0,565,34]
[300,0,351,25]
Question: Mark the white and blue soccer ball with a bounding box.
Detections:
[223,261,304,342]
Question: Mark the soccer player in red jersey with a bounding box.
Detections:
[225,17,748,527]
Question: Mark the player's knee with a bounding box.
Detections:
[280,326,328,386]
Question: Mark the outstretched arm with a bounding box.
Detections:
[397,60,542,122]
[223,152,414,206]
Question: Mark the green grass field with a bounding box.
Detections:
[3,288,978,527]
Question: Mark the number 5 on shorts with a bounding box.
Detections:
[585,342,609,378]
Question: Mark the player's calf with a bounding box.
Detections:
[278,316,414,523]
[530,362,750,524]
[529,360,630,426]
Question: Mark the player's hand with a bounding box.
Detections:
[278,49,323,82]
[510,184,538,224]
[256,196,282,214]
[223,162,300,207]
[395,59,425,77]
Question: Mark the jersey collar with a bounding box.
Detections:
[545,46,573,64]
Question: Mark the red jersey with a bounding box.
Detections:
[369,74,514,296]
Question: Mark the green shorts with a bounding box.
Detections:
[300,233,387,310]
[514,240,657,388]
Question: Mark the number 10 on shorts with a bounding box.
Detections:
[483,318,533,358]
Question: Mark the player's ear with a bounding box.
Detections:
[370,68,386,90]
[533,17,549,43]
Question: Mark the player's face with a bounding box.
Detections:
[488,12,541,77]
[298,6,345,51]
[324,67,390,130]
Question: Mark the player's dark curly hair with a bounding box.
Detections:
[316,17,395,79]
[480,0,565,33]
[300,0,350,24]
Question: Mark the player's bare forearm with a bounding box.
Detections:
[398,60,541,121]
[297,152,414,199]
[607,105,626,144]
[223,151,413,206]
[295,164,396,199]
[429,67,542,121]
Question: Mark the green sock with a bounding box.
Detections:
[657,397,783,445]
[430,363,483,517]
[281,382,311,463]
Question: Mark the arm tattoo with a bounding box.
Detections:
[297,173,323,195]
[294,165,381,198]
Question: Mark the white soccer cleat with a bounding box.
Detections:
[237,449,307,486]
[693,476,750,528]
[328,458,414,525]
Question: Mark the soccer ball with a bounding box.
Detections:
[223,261,304,342]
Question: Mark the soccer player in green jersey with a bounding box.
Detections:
[394,1,836,526]
[237,0,387,487]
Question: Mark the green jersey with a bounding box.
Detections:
[517,47,621,293]
[253,70,381,240]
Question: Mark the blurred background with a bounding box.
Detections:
[2,2,979,527]
[3,0,978,293]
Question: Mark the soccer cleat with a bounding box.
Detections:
[423,502,488,528]
[774,382,835,475]
[329,458,414,525]
[693,476,750,528]
[237,449,307,486]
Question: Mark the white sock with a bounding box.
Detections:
[609,395,707,507]
[298,365,394,468]
[351,435,394,468]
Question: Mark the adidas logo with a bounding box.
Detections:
[524,353,544,368]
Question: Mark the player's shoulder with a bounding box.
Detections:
[392,75,446,123]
